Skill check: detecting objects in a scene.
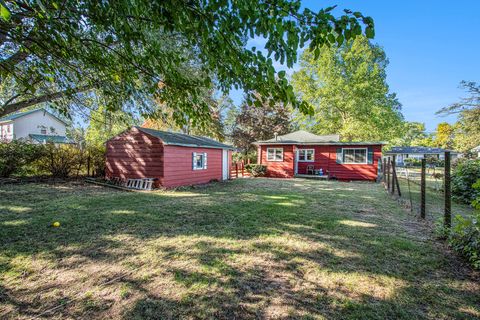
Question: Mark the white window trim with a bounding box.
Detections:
[193,152,208,170]
[342,148,368,164]
[267,148,284,162]
[297,149,315,162]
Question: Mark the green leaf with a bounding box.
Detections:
[278,70,286,78]
[366,27,375,39]
[0,1,11,21]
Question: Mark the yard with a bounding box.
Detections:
[0,179,479,319]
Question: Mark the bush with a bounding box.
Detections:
[245,164,267,177]
[451,159,480,204]
[403,158,421,167]
[0,141,46,177]
[86,145,106,177]
[447,180,480,270]
[35,144,86,178]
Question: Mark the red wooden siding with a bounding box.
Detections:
[259,144,382,181]
[106,127,231,188]
[259,144,295,178]
[105,127,165,187]
[162,145,223,188]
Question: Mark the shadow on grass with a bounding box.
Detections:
[0,179,478,319]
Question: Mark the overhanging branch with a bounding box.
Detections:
[0,84,94,117]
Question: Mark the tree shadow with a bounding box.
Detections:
[0,179,478,319]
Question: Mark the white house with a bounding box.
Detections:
[0,108,72,144]
[385,146,460,166]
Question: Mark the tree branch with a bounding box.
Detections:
[0,84,94,117]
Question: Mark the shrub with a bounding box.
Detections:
[451,159,480,203]
[0,141,46,177]
[448,180,480,270]
[86,145,106,177]
[35,144,86,178]
[403,158,421,167]
[245,164,267,177]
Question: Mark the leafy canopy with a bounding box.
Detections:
[0,0,373,125]
[291,36,403,141]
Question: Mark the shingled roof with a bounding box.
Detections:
[255,130,384,145]
[0,108,67,124]
[385,146,458,154]
[136,127,234,150]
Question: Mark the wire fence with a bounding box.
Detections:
[381,154,474,227]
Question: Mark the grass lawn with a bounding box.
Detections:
[396,177,475,223]
[0,179,479,319]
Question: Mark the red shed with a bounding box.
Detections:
[255,130,384,181]
[106,127,234,188]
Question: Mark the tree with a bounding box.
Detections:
[142,92,226,141]
[291,36,403,141]
[437,81,480,153]
[388,121,431,147]
[85,105,138,148]
[0,1,373,124]
[433,122,454,149]
[231,94,292,156]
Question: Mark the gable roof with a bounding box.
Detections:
[0,108,67,124]
[385,146,458,154]
[136,127,234,150]
[255,130,385,146]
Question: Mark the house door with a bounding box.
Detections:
[222,149,229,180]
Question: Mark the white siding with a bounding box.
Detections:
[0,122,14,141]
[13,110,66,139]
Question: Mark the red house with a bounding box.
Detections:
[106,127,234,188]
[255,130,384,181]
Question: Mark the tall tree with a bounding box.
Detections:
[232,94,292,155]
[437,81,480,153]
[433,122,454,149]
[291,36,403,141]
[0,1,373,123]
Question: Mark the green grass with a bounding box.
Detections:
[0,179,479,319]
[396,177,474,223]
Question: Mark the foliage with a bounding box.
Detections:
[291,36,404,141]
[451,159,480,204]
[231,93,292,154]
[142,92,227,141]
[448,209,480,270]
[403,158,421,167]
[437,81,480,153]
[244,164,267,177]
[35,144,86,178]
[389,122,427,147]
[86,104,138,148]
[433,122,454,149]
[0,1,373,125]
[0,140,46,177]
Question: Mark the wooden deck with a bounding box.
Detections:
[294,174,329,180]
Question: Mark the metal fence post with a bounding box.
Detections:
[444,151,451,228]
[421,158,426,219]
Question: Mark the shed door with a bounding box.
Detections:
[222,149,229,180]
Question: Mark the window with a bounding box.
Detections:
[267,148,283,161]
[298,149,314,162]
[343,148,367,164]
[193,152,207,170]
[6,125,10,133]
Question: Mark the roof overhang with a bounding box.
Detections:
[254,141,387,146]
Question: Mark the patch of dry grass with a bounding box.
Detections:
[0,179,479,319]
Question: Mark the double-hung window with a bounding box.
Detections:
[298,149,314,162]
[267,148,283,161]
[342,148,367,164]
[193,152,208,170]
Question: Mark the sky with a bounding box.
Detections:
[231,0,480,132]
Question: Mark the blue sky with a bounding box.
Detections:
[231,0,480,132]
